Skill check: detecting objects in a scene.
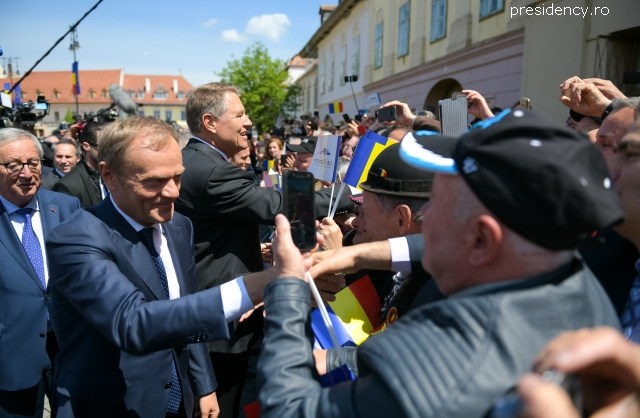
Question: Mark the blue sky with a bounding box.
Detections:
[2,0,326,86]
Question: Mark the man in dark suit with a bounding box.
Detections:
[46,116,300,418]
[176,83,352,417]
[0,128,80,418]
[40,139,81,190]
[52,122,106,207]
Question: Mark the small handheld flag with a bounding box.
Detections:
[72,62,81,95]
[308,135,342,183]
[343,131,397,190]
[263,159,274,173]
[328,101,343,114]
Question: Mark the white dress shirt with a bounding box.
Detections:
[389,236,412,273]
[0,194,49,285]
[110,196,253,321]
[192,136,229,160]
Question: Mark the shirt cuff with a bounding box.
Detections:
[389,236,412,273]
[220,277,255,322]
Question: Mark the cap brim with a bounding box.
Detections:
[399,131,458,174]
[286,144,313,153]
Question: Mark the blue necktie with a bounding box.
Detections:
[16,208,46,290]
[621,264,640,342]
[138,227,182,414]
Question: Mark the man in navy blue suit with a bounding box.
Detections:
[46,116,302,418]
[0,128,80,418]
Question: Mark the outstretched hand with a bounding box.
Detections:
[380,101,416,128]
[559,76,611,117]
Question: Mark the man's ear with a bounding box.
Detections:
[467,214,503,267]
[81,142,91,153]
[99,161,118,193]
[202,114,217,135]
[395,205,413,235]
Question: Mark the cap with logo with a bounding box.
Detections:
[399,109,623,250]
[286,136,317,153]
[360,140,434,199]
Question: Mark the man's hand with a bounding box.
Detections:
[318,217,343,251]
[307,241,392,279]
[345,120,360,138]
[380,101,416,128]
[518,327,640,417]
[559,76,612,117]
[583,78,627,100]
[261,242,272,265]
[196,391,220,418]
[462,90,494,120]
[272,214,306,280]
[313,350,328,375]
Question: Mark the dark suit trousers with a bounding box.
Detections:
[0,332,58,418]
[209,352,250,418]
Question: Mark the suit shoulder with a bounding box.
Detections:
[171,211,193,231]
[38,189,81,209]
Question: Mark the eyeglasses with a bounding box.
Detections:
[0,159,43,175]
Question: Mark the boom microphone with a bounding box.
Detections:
[109,83,137,115]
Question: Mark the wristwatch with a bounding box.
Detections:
[600,99,616,120]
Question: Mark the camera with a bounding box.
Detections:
[0,95,50,133]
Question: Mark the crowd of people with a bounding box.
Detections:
[1,73,640,418]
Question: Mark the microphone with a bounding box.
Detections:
[109,83,137,115]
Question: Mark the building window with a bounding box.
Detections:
[480,0,503,18]
[328,54,335,91]
[180,110,186,121]
[88,89,95,99]
[306,86,311,110]
[154,92,167,99]
[313,78,318,107]
[165,110,172,120]
[137,91,144,99]
[54,111,60,122]
[339,45,347,86]
[398,2,410,58]
[177,93,185,100]
[319,61,326,94]
[102,89,108,99]
[351,35,360,77]
[138,109,145,116]
[374,22,384,69]
[53,89,59,99]
[153,110,160,118]
[431,0,447,42]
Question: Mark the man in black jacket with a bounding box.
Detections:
[256,110,623,418]
[52,122,106,207]
[175,82,351,418]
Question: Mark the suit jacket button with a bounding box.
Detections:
[44,294,50,301]
[39,333,46,338]
[165,382,172,389]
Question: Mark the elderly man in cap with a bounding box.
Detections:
[255,109,622,418]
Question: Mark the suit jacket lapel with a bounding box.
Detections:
[37,191,60,238]
[0,200,44,291]
[92,198,167,301]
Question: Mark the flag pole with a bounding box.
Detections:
[329,183,346,219]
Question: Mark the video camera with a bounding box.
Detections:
[0,93,50,134]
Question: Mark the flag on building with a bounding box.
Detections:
[342,131,397,189]
[327,101,343,114]
[311,275,381,348]
[71,62,81,95]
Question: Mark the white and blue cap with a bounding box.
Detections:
[399,109,623,250]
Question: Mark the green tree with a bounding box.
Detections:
[64,108,74,124]
[217,42,290,134]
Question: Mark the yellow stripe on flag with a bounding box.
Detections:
[356,142,391,189]
[328,288,374,345]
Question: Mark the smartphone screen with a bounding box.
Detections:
[283,171,316,251]
[377,107,396,122]
[342,113,352,124]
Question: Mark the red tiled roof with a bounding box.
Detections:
[122,74,194,105]
[288,55,307,68]
[17,69,121,104]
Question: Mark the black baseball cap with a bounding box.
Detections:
[286,136,317,153]
[399,109,623,250]
[360,141,434,198]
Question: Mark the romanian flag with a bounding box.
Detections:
[327,101,343,114]
[71,62,81,95]
[343,131,397,189]
[312,275,381,348]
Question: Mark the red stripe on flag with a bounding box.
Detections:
[338,102,343,112]
[348,275,381,326]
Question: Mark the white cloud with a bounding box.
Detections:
[221,29,246,42]
[201,18,218,28]
[244,13,291,42]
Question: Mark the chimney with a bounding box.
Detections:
[145,78,151,93]
[173,79,178,93]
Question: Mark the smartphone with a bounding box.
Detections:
[342,113,352,124]
[314,111,319,117]
[438,95,469,137]
[377,107,396,123]
[283,170,317,251]
[520,97,531,110]
[357,124,366,136]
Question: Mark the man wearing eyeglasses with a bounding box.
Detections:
[0,127,80,417]
[53,122,108,207]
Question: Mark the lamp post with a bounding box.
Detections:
[69,28,80,117]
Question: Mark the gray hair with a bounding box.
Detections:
[612,97,640,119]
[52,138,82,157]
[0,127,43,159]
[375,193,428,223]
[186,82,241,134]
